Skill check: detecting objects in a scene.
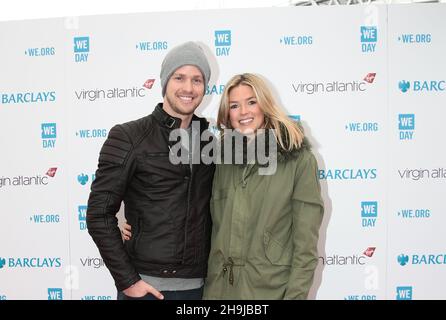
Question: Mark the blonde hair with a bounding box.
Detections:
[217,73,304,151]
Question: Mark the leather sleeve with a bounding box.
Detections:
[86,124,141,291]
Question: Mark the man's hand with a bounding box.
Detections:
[120,224,163,299]
[123,280,164,300]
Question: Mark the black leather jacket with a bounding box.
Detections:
[86,103,215,291]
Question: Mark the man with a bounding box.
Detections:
[86,41,215,300]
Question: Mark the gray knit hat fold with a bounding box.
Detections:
[160,41,211,96]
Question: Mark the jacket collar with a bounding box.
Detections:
[152,103,208,131]
[152,103,182,130]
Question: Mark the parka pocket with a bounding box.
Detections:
[263,231,292,266]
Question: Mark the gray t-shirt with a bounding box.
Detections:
[140,274,204,291]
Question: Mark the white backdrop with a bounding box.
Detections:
[0,4,445,300]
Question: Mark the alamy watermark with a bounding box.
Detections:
[168,121,278,175]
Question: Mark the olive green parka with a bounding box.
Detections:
[203,138,324,300]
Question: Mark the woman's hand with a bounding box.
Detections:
[121,222,132,241]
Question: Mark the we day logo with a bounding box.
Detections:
[78,205,87,230]
[361,201,377,228]
[360,26,377,53]
[73,36,90,63]
[48,288,63,300]
[214,30,231,56]
[41,123,56,149]
[398,114,415,141]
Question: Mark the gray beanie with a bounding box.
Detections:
[160,41,211,96]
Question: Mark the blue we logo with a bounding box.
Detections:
[74,36,90,62]
[398,114,415,140]
[361,201,377,228]
[215,30,231,56]
[399,114,415,130]
[360,26,377,53]
[41,123,57,149]
[48,288,63,300]
[78,205,87,230]
[396,286,412,300]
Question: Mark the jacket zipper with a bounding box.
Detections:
[145,152,169,157]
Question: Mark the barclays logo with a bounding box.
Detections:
[77,173,94,185]
[398,253,446,266]
[1,91,56,104]
[397,254,409,266]
[78,174,88,185]
[206,84,225,95]
[399,80,445,92]
[399,80,410,93]
[78,173,95,185]
[1,257,61,268]
[319,168,377,180]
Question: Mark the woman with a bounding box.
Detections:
[203,73,324,300]
[123,73,324,299]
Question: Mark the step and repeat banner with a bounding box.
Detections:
[0,4,445,300]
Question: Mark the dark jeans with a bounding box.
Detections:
[117,286,203,300]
